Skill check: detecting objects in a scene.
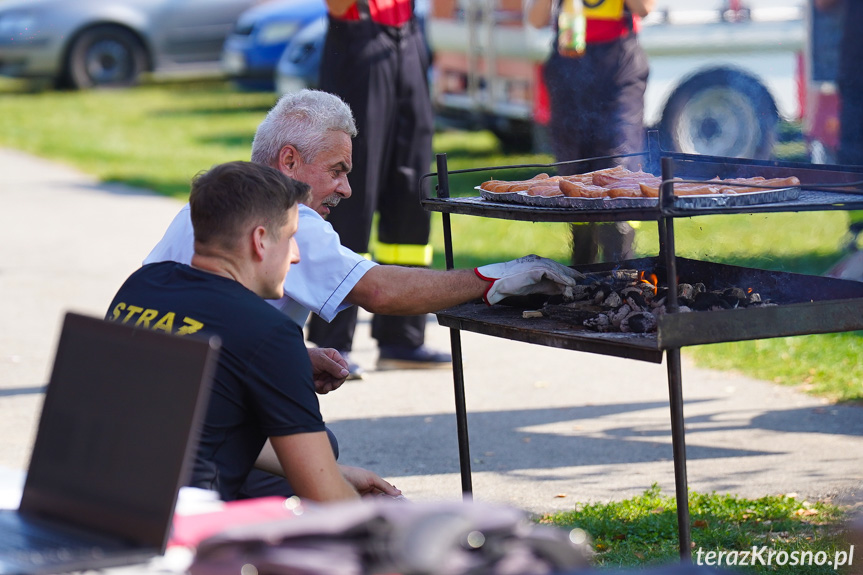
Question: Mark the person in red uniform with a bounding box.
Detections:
[527,0,655,266]
[309,0,448,378]
[815,0,863,274]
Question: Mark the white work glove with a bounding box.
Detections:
[474,254,583,305]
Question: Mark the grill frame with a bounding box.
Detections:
[436,255,863,357]
[422,132,863,560]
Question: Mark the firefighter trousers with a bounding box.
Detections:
[308,15,434,350]
[543,33,648,265]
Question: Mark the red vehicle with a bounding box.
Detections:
[801,0,842,164]
[428,0,804,159]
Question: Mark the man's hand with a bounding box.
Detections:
[475,255,584,305]
[308,347,349,394]
[339,465,401,497]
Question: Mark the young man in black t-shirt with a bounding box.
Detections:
[107,161,399,502]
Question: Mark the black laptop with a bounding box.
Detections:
[0,312,219,575]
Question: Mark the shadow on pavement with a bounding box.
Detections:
[325,399,863,477]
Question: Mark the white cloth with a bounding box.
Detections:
[475,255,582,305]
[144,204,377,326]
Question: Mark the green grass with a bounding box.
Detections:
[544,485,853,573]
[1,79,861,402]
[629,210,863,404]
[0,79,277,197]
[687,335,863,403]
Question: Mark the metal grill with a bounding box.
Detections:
[421,131,863,559]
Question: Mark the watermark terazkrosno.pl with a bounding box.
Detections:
[695,545,854,568]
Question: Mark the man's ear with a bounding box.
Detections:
[251,225,268,262]
[278,145,300,177]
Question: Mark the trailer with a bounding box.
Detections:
[428,0,804,158]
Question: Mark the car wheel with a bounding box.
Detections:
[63,26,147,89]
[658,67,778,160]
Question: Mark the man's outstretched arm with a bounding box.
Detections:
[346,266,486,316]
[346,256,583,315]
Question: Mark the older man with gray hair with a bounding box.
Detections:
[147,89,579,376]
[145,89,579,498]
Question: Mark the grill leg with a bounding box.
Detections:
[435,155,473,497]
[449,328,473,497]
[658,159,691,560]
[667,347,691,560]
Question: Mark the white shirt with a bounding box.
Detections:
[144,204,377,327]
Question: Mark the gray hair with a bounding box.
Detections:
[251,90,357,167]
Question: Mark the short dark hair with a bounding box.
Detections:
[190,161,310,250]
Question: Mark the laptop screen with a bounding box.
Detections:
[19,313,218,551]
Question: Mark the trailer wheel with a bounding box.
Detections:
[61,25,147,89]
[658,67,778,159]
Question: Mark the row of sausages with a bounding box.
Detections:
[480,166,800,199]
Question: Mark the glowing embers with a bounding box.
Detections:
[639,271,659,295]
[530,269,774,334]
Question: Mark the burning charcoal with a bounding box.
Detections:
[621,286,648,306]
[694,282,706,293]
[650,296,667,309]
[657,305,693,314]
[583,269,639,285]
[583,313,612,331]
[720,295,741,308]
[621,286,642,297]
[723,286,746,299]
[610,304,632,328]
[570,285,594,301]
[613,269,640,283]
[602,292,623,308]
[722,287,749,307]
[748,292,762,304]
[592,289,607,305]
[677,283,696,305]
[693,291,733,310]
[640,285,658,300]
[624,291,647,310]
[620,311,658,333]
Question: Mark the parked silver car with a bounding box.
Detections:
[0,0,260,89]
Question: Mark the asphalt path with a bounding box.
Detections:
[1,147,861,516]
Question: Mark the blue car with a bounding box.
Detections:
[221,0,325,91]
[275,15,327,94]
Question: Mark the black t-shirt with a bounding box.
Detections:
[107,262,324,500]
